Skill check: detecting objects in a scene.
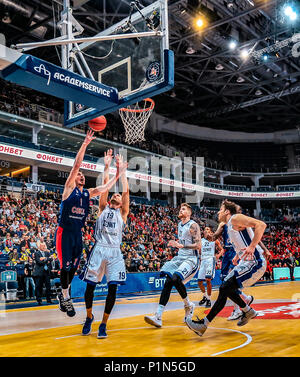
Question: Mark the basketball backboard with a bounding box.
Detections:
[0,0,173,129]
[64,0,174,128]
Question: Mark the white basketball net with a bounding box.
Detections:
[119,98,155,144]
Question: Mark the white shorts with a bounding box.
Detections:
[224,250,266,288]
[160,255,199,284]
[80,243,126,286]
[197,257,216,281]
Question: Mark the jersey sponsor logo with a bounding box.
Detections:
[205,301,300,319]
[71,206,85,215]
[102,220,116,228]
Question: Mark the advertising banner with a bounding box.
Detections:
[71,270,222,298]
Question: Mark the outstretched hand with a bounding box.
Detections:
[115,154,128,174]
[83,130,96,146]
[240,246,255,261]
[104,149,113,167]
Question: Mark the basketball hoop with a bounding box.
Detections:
[119,98,155,144]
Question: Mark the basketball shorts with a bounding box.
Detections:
[220,247,236,281]
[79,243,126,286]
[197,257,216,281]
[160,255,199,284]
[56,226,82,271]
[224,249,266,288]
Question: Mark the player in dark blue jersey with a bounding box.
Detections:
[56,131,127,317]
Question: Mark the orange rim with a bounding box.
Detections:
[119,98,155,113]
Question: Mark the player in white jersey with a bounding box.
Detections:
[212,205,271,321]
[79,151,129,338]
[186,199,267,337]
[144,203,201,328]
[197,227,223,308]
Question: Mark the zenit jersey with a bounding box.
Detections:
[94,205,124,247]
[58,187,90,231]
[227,215,264,258]
[200,238,215,260]
[178,219,198,257]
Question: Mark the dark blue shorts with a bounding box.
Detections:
[56,226,83,271]
[221,247,236,281]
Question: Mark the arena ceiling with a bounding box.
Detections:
[1,0,300,133]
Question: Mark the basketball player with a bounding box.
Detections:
[186,199,267,336]
[56,132,125,317]
[144,203,200,328]
[212,205,271,321]
[80,153,129,338]
[197,226,224,308]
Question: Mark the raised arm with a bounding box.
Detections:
[88,156,128,199]
[62,130,96,201]
[117,155,130,224]
[98,149,113,214]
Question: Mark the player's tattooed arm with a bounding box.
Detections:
[168,223,201,250]
[189,223,201,249]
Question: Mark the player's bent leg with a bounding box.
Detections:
[144,276,173,328]
[172,273,195,322]
[205,279,212,308]
[57,268,76,317]
[198,280,208,306]
[186,276,245,336]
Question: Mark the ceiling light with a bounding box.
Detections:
[2,12,11,24]
[201,42,212,51]
[194,15,207,30]
[255,89,262,96]
[262,54,269,61]
[196,18,204,28]
[215,64,224,70]
[186,46,196,54]
[229,40,237,50]
[240,49,249,59]
[237,76,245,83]
[283,4,298,21]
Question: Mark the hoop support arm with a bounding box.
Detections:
[12,31,163,52]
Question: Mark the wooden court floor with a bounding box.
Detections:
[1,280,300,357]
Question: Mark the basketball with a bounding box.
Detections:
[88,116,107,132]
